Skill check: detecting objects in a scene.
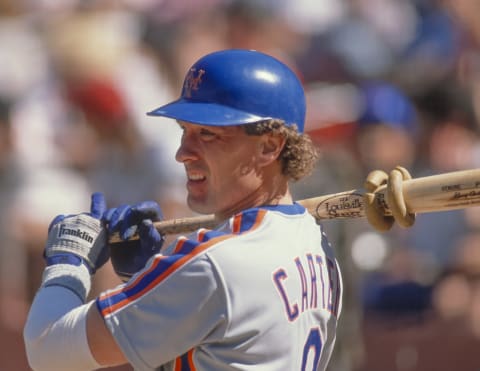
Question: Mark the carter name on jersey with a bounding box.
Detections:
[273,253,341,321]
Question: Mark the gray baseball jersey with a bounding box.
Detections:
[96,203,343,370]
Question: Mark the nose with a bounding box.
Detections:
[175,132,198,163]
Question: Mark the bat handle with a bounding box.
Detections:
[109,214,218,243]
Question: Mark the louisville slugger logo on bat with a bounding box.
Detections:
[109,168,480,243]
[314,192,364,219]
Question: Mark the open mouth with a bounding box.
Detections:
[188,173,206,182]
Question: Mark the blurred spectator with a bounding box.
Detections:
[394,1,463,89]
[432,232,480,324]
[356,232,480,371]
[353,81,419,173]
[403,78,480,271]
[223,0,309,67]
[44,10,173,204]
[361,247,433,320]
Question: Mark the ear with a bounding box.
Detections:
[257,133,286,167]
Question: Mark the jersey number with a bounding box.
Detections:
[301,328,323,371]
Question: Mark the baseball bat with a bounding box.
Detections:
[109,168,480,243]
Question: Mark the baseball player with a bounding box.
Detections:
[24,49,343,370]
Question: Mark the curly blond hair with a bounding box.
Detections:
[243,119,319,181]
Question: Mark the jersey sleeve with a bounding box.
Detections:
[96,249,228,370]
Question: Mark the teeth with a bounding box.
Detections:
[188,174,205,181]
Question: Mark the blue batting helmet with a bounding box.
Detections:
[147,49,306,132]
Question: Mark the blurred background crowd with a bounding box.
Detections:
[1,0,480,370]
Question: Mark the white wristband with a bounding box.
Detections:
[42,263,91,302]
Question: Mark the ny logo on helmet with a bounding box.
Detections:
[184,68,205,98]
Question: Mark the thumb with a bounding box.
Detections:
[90,192,107,220]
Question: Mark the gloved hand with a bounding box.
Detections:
[104,201,164,282]
[44,192,109,274]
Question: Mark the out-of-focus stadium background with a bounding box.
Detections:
[1,0,480,370]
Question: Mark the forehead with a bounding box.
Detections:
[176,120,243,133]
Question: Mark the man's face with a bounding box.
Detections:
[175,121,266,218]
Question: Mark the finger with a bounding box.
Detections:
[130,201,164,223]
[108,202,163,240]
[102,207,116,223]
[90,192,107,219]
[120,210,138,241]
[108,205,130,234]
[138,219,164,251]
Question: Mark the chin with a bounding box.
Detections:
[187,197,214,215]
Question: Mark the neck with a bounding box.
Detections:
[214,174,292,222]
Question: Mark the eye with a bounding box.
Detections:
[199,128,217,140]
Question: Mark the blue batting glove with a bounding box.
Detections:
[44,192,109,274]
[104,201,164,281]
